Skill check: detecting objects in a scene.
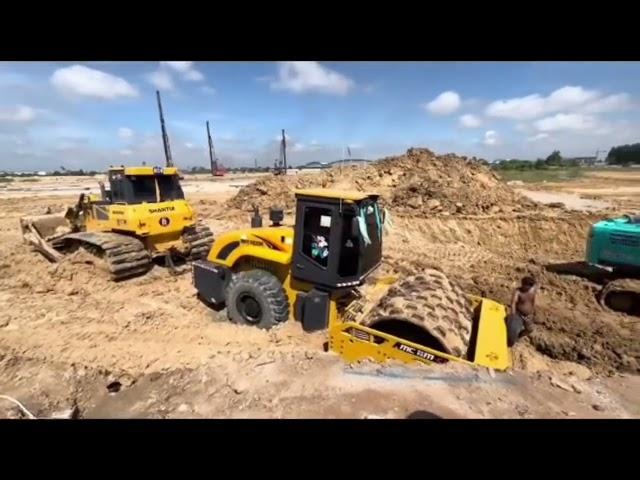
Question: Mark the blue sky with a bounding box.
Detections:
[0,61,638,171]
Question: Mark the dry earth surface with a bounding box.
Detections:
[1,154,638,419]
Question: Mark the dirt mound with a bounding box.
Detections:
[226,174,323,212]
[227,148,538,216]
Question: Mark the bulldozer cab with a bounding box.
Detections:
[106,166,185,205]
[292,189,383,290]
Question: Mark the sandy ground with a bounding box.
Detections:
[516,189,611,211]
[520,169,640,213]
[0,170,638,419]
[0,173,267,199]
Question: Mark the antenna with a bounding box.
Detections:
[156,90,174,168]
[206,121,218,176]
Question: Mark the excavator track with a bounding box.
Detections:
[61,232,152,281]
[182,223,214,261]
[598,278,640,316]
[364,270,474,358]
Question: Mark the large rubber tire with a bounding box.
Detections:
[366,270,474,358]
[225,270,290,329]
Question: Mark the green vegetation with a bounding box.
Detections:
[607,143,640,165]
[50,168,100,176]
[20,177,41,182]
[492,150,588,172]
[0,177,14,183]
[496,167,584,183]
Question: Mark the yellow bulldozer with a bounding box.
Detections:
[20,165,214,280]
[193,189,510,370]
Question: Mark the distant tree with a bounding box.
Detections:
[492,159,538,171]
[545,150,563,166]
[607,143,640,165]
[565,158,579,167]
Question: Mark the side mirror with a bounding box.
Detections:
[351,216,360,238]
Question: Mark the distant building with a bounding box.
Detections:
[328,158,372,168]
[298,158,373,169]
[298,161,329,170]
[569,156,597,166]
[37,171,47,176]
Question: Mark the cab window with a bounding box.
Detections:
[158,175,185,201]
[301,207,332,268]
[129,176,157,203]
[338,211,359,277]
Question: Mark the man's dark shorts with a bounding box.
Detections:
[506,312,534,343]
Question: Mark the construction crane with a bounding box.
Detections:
[156,90,174,168]
[274,129,287,175]
[206,121,226,177]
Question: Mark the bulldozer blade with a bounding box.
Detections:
[19,213,69,263]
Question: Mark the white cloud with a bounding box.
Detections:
[527,132,550,142]
[160,62,194,73]
[485,85,630,120]
[118,127,133,139]
[200,85,216,95]
[185,142,196,149]
[146,69,174,91]
[183,69,204,82]
[483,130,498,146]
[459,113,482,128]
[0,105,37,123]
[534,113,597,132]
[155,61,204,84]
[270,61,354,95]
[581,93,633,113]
[50,65,139,100]
[424,91,461,116]
[120,149,133,156]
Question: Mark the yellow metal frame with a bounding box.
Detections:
[294,188,378,202]
[329,296,510,371]
[109,166,179,176]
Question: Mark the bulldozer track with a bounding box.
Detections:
[598,278,640,316]
[182,223,214,261]
[365,270,474,358]
[63,232,152,281]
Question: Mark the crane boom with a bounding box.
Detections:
[206,121,218,175]
[281,129,287,171]
[156,90,174,168]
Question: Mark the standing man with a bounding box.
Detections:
[507,276,538,346]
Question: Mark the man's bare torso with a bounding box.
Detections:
[515,286,536,317]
